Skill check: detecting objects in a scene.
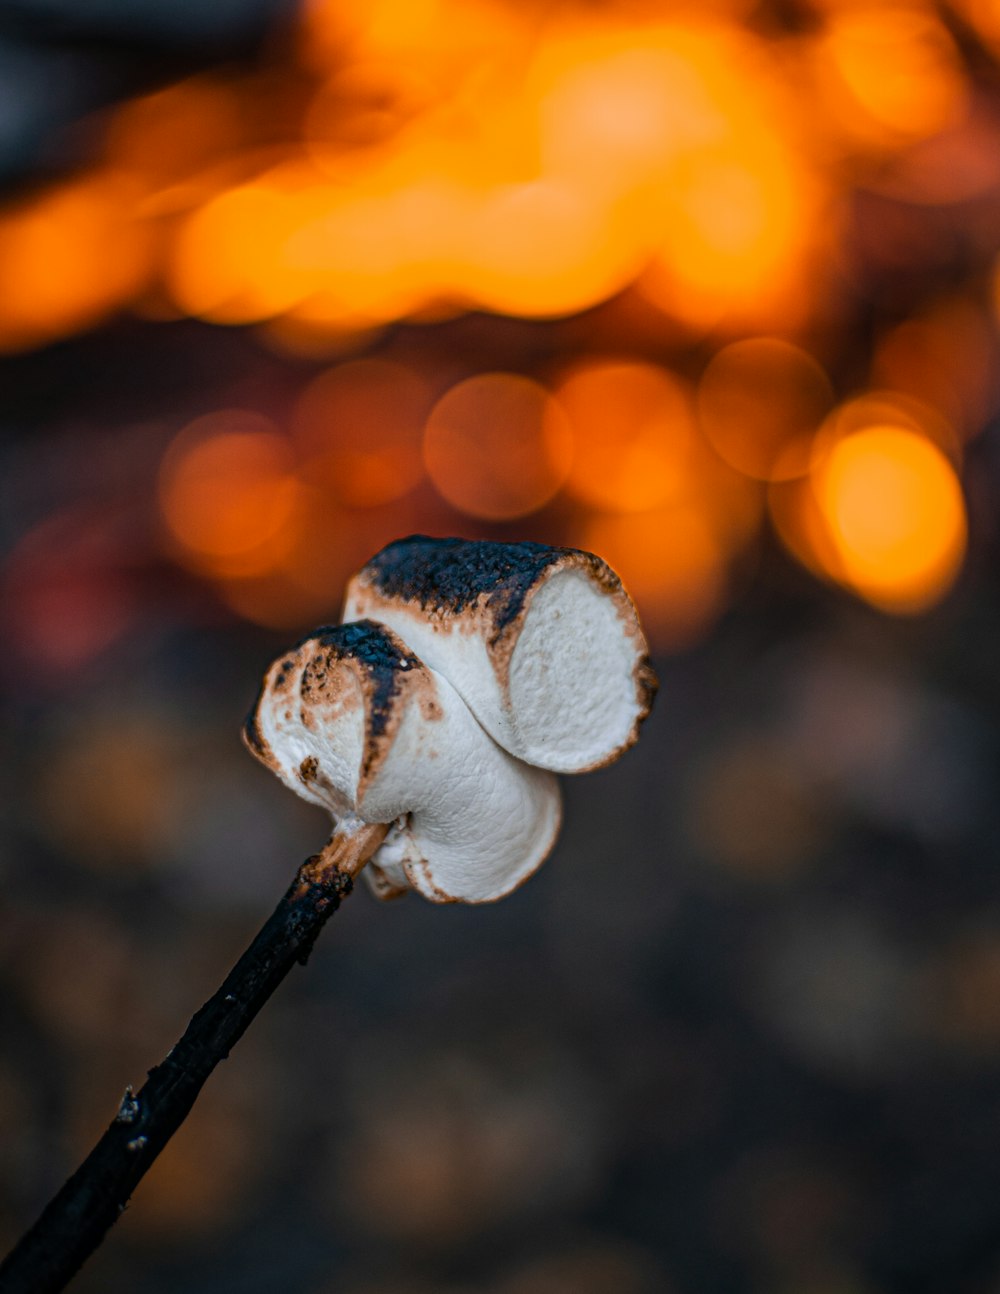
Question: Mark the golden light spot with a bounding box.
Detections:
[302,0,524,78]
[159,412,303,578]
[768,475,847,583]
[462,178,640,319]
[698,338,833,481]
[292,358,431,506]
[584,506,728,650]
[639,140,814,330]
[552,360,696,512]
[423,373,572,520]
[0,172,151,352]
[812,390,956,464]
[811,426,966,612]
[817,7,967,146]
[283,167,480,325]
[537,30,729,200]
[168,182,307,323]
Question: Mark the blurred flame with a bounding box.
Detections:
[552,360,696,513]
[462,178,641,318]
[169,179,309,324]
[811,425,967,612]
[640,142,816,330]
[0,0,988,648]
[159,412,303,578]
[423,373,572,520]
[0,172,152,352]
[104,76,245,186]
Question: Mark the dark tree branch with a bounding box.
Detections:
[0,821,388,1294]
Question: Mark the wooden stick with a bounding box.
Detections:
[0,820,389,1294]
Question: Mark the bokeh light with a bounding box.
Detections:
[815,6,967,148]
[553,360,696,513]
[0,0,988,639]
[292,358,431,506]
[585,505,730,649]
[423,373,573,520]
[159,412,303,578]
[811,425,967,612]
[697,338,834,482]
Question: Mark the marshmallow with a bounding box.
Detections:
[343,536,656,773]
[244,620,561,903]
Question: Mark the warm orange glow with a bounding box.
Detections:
[462,179,641,319]
[304,61,436,173]
[537,22,824,330]
[0,172,152,352]
[639,140,816,330]
[423,373,573,520]
[697,338,833,481]
[955,0,1000,58]
[768,474,847,584]
[104,77,244,186]
[816,7,967,147]
[811,426,967,612]
[551,360,696,513]
[873,298,998,441]
[217,487,440,628]
[292,358,431,506]
[168,181,308,324]
[159,412,303,578]
[812,391,956,464]
[0,0,993,650]
[214,485,355,629]
[584,507,729,649]
[536,28,732,204]
[302,0,525,80]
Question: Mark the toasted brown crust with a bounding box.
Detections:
[245,620,440,801]
[242,649,302,774]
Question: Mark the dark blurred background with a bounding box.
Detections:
[2,0,1000,1291]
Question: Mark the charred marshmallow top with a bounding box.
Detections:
[343,536,657,773]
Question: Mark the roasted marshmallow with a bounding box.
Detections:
[244,620,561,903]
[343,536,657,773]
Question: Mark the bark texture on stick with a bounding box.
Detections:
[0,822,388,1294]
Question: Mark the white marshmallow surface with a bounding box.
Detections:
[507,566,643,771]
[246,623,561,903]
[344,540,655,773]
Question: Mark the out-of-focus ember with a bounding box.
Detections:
[1,0,998,649]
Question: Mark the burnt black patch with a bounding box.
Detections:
[310,620,421,741]
[272,654,297,691]
[362,536,574,644]
[242,709,267,757]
